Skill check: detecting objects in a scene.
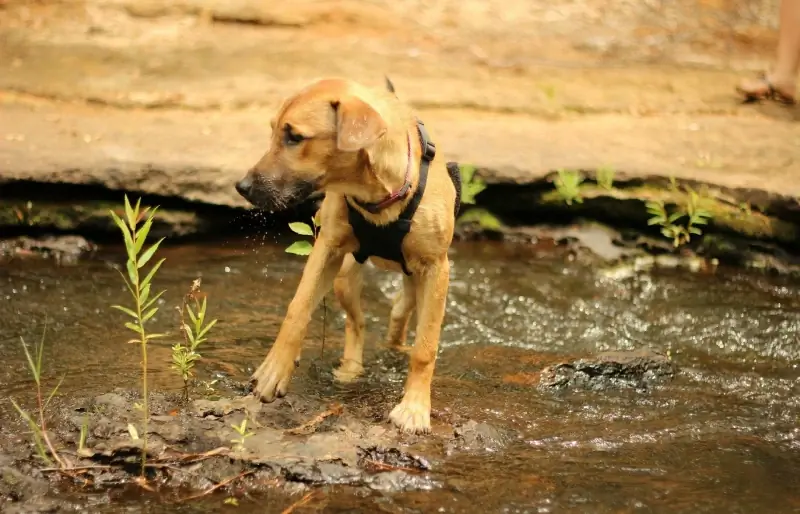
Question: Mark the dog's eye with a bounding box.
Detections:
[283,125,305,146]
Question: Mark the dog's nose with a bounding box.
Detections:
[235,176,253,198]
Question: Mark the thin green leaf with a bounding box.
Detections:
[10,399,52,466]
[199,297,208,323]
[186,304,198,325]
[185,326,196,345]
[289,222,314,236]
[44,375,66,410]
[142,290,166,311]
[114,269,136,298]
[142,258,166,291]
[667,212,684,223]
[126,260,138,288]
[689,227,703,235]
[111,305,138,319]
[198,319,218,339]
[285,240,313,256]
[134,217,154,255]
[139,282,151,306]
[125,322,144,335]
[145,332,168,340]
[110,212,134,253]
[137,238,164,269]
[647,217,663,226]
[124,195,136,230]
[142,307,158,324]
[19,338,40,384]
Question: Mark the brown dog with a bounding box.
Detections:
[234,77,459,434]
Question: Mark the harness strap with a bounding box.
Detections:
[346,119,435,275]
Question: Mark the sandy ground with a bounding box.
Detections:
[0,0,799,204]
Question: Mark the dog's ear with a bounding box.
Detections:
[332,97,387,152]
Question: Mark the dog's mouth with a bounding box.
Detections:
[236,174,319,212]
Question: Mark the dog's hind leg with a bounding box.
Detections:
[332,254,365,383]
[384,275,416,349]
[390,255,450,434]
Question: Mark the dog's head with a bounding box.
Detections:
[235,78,396,211]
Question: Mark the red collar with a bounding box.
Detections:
[351,131,413,215]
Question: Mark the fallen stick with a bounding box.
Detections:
[40,464,112,472]
[284,403,343,436]
[177,470,254,502]
[280,491,317,514]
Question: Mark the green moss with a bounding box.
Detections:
[0,200,203,236]
[539,184,799,244]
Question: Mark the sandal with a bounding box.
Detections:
[736,73,796,105]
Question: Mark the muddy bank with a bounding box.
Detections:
[2,345,682,512]
[1,386,500,511]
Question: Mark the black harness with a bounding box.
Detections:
[345,119,461,275]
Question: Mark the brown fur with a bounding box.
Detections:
[235,77,456,434]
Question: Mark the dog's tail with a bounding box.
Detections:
[384,75,397,96]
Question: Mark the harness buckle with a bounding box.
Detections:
[416,119,437,162]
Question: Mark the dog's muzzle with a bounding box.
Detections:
[235,171,317,211]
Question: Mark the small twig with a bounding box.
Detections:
[172,446,230,463]
[280,491,317,514]
[40,464,112,472]
[284,403,343,436]
[177,470,254,502]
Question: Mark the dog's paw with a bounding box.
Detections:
[249,348,299,403]
[389,395,431,434]
[333,360,364,383]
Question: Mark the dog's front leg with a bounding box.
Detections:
[389,255,450,434]
[250,237,345,402]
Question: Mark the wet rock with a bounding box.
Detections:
[538,349,677,391]
[366,469,439,492]
[448,420,511,453]
[0,235,97,265]
[357,446,431,472]
[192,396,262,419]
[0,465,49,501]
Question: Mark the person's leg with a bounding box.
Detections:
[737,0,800,104]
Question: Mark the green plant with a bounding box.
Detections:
[459,164,487,205]
[596,166,615,191]
[456,207,503,231]
[285,211,321,256]
[109,195,167,477]
[172,278,218,401]
[285,213,330,355]
[13,201,42,226]
[554,169,584,205]
[645,181,713,247]
[78,414,89,453]
[230,418,254,451]
[9,328,67,468]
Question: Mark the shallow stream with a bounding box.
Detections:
[1,237,799,512]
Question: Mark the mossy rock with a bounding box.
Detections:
[0,200,207,237]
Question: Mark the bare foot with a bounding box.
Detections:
[249,345,299,402]
[332,359,364,383]
[389,391,431,434]
[736,74,796,105]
